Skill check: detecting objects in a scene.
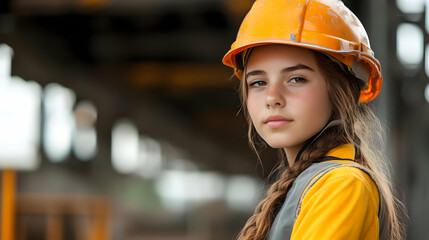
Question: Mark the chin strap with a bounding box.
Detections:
[293,120,342,164]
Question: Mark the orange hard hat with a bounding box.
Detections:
[222,0,382,102]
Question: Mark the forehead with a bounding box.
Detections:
[246,45,318,69]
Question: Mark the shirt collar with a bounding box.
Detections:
[325,143,355,160]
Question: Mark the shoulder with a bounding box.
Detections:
[311,163,379,194]
[301,162,380,211]
[291,163,381,239]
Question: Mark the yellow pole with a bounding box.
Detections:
[1,169,16,240]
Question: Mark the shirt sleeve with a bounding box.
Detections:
[290,166,380,240]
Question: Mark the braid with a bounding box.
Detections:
[237,160,311,239]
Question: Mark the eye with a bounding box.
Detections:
[248,80,266,88]
[289,77,307,84]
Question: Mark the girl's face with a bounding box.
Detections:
[245,45,332,156]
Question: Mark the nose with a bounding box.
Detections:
[265,83,285,108]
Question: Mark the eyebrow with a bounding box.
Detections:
[245,64,315,79]
[282,64,315,73]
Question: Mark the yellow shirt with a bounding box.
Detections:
[291,144,380,240]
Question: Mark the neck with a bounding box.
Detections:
[288,120,341,166]
[284,144,304,167]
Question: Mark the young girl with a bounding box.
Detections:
[222,0,406,239]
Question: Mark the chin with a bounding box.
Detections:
[265,140,290,149]
[264,135,304,149]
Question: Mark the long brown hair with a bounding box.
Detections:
[236,49,407,240]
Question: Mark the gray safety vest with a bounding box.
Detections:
[267,160,386,240]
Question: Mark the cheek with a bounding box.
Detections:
[246,96,260,122]
[299,87,332,122]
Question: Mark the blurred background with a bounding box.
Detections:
[0,0,427,239]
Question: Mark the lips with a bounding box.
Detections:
[264,115,292,127]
